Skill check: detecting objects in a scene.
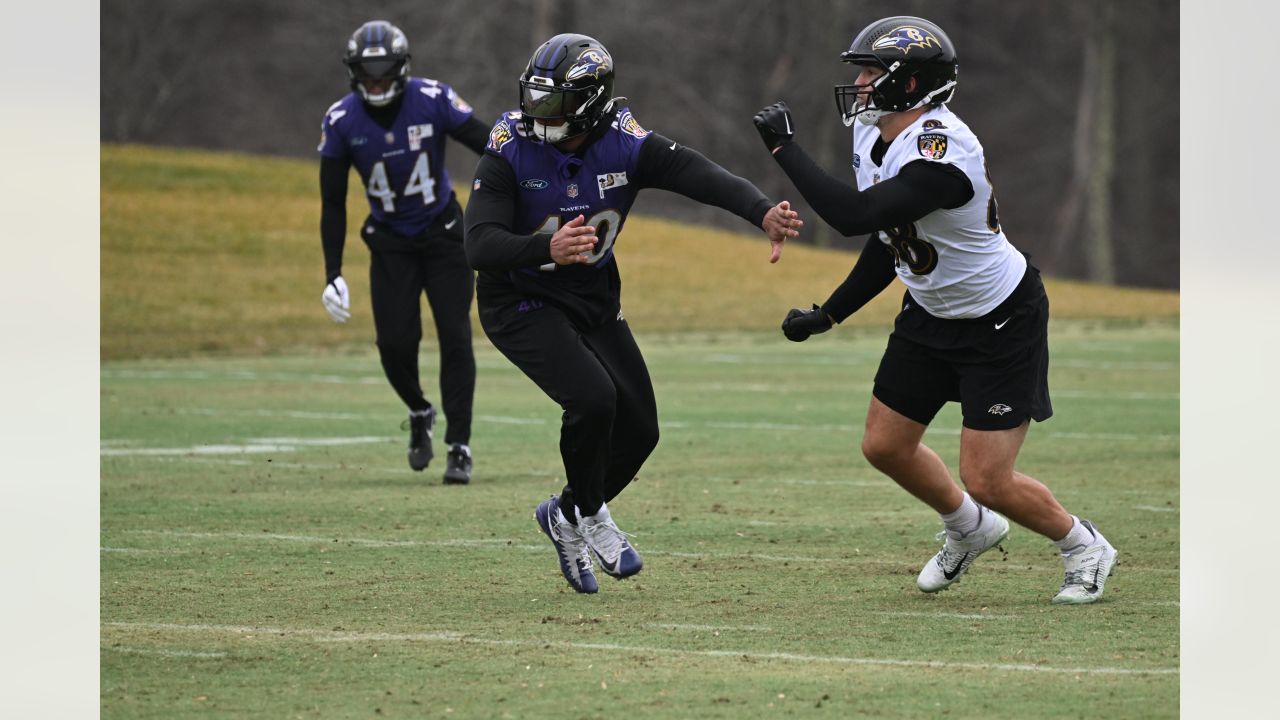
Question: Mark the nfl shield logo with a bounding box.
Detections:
[567,183,579,199]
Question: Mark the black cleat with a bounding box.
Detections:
[443,443,472,485]
[405,408,435,471]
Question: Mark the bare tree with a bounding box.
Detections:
[100,0,1179,288]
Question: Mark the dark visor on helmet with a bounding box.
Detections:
[352,58,402,81]
[520,81,594,120]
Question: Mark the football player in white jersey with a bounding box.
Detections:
[751,16,1117,604]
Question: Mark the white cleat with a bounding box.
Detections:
[578,504,643,579]
[917,507,1010,593]
[1052,520,1117,605]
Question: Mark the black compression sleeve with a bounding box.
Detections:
[449,116,491,155]
[819,234,898,323]
[772,142,973,236]
[320,155,350,283]
[636,132,773,229]
[463,153,554,271]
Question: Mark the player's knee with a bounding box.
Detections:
[634,419,659,457]
[375,339,420,364]
[959,466,1009,506]
[861,433,907,469]
[376,334,421,355]
[570,390,617,426]
[435,322,472,352]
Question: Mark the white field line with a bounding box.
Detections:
[646,623,773,632]
[104,422,1172,456]
[104,645,227,659]
[101,369,385,385]
[1134,505,1178,513]
[117,456,542,478]
[100,436,394,457]
[122,530,542,551]
[101,621,1177,676]
[142,457,419,474]
[110,530,1185,576]
[102,444,289,456]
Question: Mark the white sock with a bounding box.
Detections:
[409,407,432,418]
[576,502,610,525]
[1054,516,1094,552]
[940,493,981,536]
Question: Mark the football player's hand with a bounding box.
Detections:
[322,275,351,323]
[753,101,795,153]
[549,214,598,265]
[782,304,833,342]
[762,200,803,263]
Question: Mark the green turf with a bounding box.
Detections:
[101,323,1179,719]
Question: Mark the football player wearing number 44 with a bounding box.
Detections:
[465,33,803,594]
[753,16,1117,604]
[318,20,490,483]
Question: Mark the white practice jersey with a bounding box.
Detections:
[851,105,1025,319]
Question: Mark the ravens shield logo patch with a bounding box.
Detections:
[917,133,948,160]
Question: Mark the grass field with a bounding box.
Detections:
[102,145,1179,717]
[101,144,1177,361]
[101,326,1178,719]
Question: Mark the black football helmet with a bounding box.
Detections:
[518,33,616,143]
[834,16,958,127]
[344,20,411,107]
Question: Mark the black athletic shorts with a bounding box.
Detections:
[872,264,1052,431]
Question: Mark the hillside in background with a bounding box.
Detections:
[101,144,1178,361]
[101,0,1180,288]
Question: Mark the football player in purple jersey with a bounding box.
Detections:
[318,20,490,484]
[465,33,803,593]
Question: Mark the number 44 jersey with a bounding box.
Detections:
[319,77,476,237]
[852,105,1025,319]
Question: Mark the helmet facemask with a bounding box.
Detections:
[349,57,410,106]
[834,61,899,127]
[832,17,958,127]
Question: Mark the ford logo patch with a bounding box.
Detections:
[520,178,549,190]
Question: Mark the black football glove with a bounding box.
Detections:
[753,101,795,152]
[782,304,833,342]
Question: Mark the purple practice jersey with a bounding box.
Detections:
[485,107,650,271]
[319,77,475,237]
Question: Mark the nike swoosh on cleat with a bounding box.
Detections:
[943,552,972,580]
[1087,564,1102,592]
[784,113,792,135]
[669,141,677,150]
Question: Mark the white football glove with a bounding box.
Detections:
[322,275,351,323]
